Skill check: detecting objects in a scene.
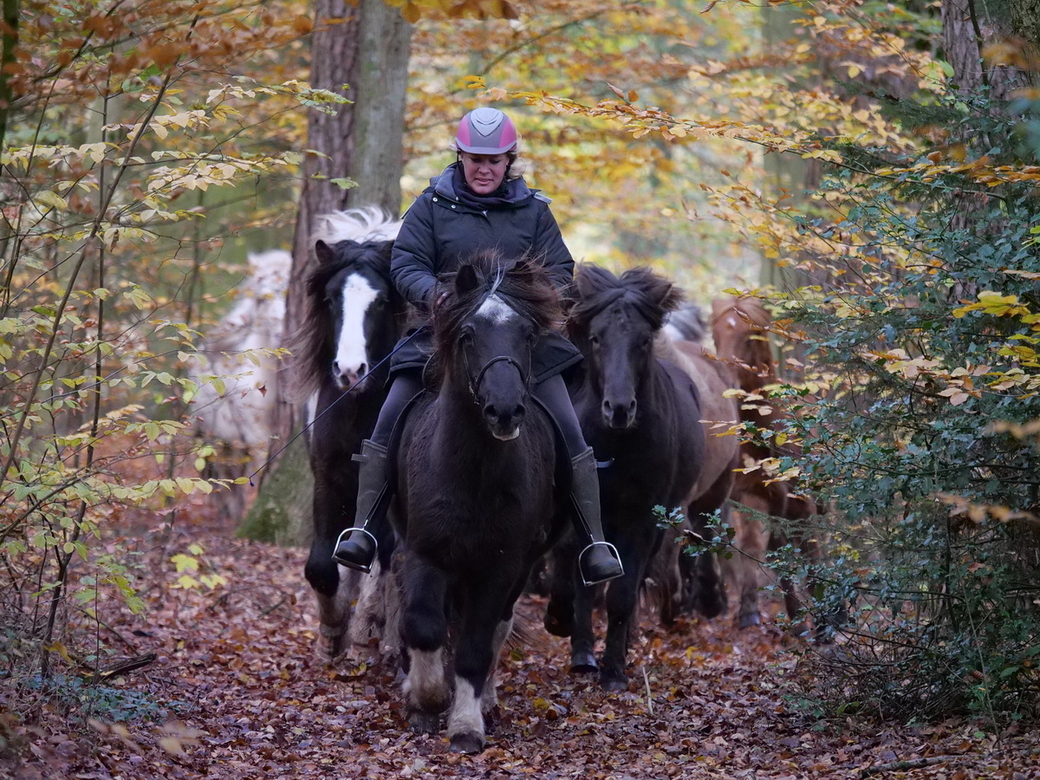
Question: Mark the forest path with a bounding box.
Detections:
[5,513,1033,779]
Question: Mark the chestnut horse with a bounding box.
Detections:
[711,295,822,632]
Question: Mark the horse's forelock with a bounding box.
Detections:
[571,265,679,331]
[433,253,559,361]
[313,207,402,244]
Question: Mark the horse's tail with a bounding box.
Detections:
[314,206,403,245]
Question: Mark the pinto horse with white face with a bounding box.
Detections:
[286,208,408,659]
[391,253,565,754]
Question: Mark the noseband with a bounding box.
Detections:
[470,354,529,399]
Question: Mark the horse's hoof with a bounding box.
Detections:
[694,592,726,620]
[543,604,573,637]
[409,711,441,735]
[738,612,762,629]
[570,651,598,674]
[449,732,485,754]
[599,673,628,692]
[317,631,345,662]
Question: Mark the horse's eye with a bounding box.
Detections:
[460,331,474,345]
[589,334,600,347]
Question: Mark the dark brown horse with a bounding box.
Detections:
[544,266,737,691]
[390,253,566,753]
[711,295,822,632]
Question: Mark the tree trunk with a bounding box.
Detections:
[239,0,412,542]
[942,0,1033,99]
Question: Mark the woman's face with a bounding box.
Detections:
[460,152,509,195]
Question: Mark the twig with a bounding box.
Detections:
[642,666,653,716]
[860,755,956,777]
[87,652,157,685]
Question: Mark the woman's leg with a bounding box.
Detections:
[534,375,623,585]
[333,370,423,572]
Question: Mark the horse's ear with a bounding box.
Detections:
[315,240,334,265]
[659,282,684,313]
[456,263,480,295]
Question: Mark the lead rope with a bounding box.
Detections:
[247,328,424,485]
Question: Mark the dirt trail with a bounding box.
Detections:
[4,518,1035,779]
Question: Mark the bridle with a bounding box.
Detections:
[470,354,529,399]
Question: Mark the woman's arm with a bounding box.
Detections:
[532,202,575,291]
[390,196,440,307]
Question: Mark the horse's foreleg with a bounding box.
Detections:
[599,531,654,692]
[447,588,514,754]
[729,504,769,629]
[401,559,451,731]
[305,464,358,660]
[544,540,577,637]
[481,616,514,717]
[569,563,598,674]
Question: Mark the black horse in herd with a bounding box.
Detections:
[289,207,818,753]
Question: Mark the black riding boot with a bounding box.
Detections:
[332,439,389,573]
[570,447,624,585]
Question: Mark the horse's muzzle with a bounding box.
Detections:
[484,402,525,441]
[602,398,637,430]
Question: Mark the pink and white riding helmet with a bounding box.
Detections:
[454,108,518,155]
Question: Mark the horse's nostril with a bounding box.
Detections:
[358,363,368,378]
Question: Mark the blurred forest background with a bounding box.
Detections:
[3,0,1040,751]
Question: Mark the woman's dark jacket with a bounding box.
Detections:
[389,163,582,383]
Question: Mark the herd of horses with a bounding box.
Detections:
[193,207,827,754]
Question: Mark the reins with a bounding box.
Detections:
[247,327,423,485]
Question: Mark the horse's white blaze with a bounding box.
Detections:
[447,677,484,740]
[476,293,517,325]
[404,647,447,709]
[333,274,380,383]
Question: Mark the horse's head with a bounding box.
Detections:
[287,208,404,401]
[710,296,774,392]
[568,265,682,430]
[433,253,559,441]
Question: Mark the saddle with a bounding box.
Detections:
[382,386,574,502]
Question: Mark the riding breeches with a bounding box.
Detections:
[532,373,588,458]
[370,369,424,447]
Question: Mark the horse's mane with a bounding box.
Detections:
[568,264,683,334]
[711,295,772,331]
[663,302,707,344]
[286,208,402,402]
[710,295,775,385]
[313,206,402,244]
[206,249,291,354]
[431,251,561,371]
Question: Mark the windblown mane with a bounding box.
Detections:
[431,251,560,374]
[286,207,402,402]
[568,265,683,334]
[663,302,707,344]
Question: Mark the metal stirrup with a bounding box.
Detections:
[332,527,379,574]
[577,540,624,587]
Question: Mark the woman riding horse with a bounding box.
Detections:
[333,107,623,586]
